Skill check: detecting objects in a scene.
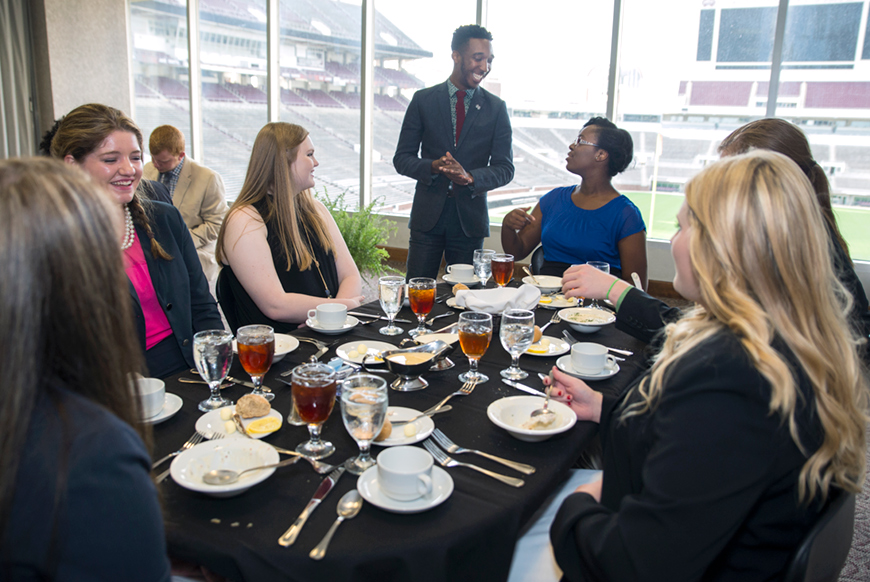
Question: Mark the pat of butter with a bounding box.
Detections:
[224,420,236,434]
[348,350,360,359]
[403,423,417,437]
[219,407,233,421]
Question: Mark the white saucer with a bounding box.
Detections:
[357,465,453,513]
[305,315,359,335]
[375,406,435,447]
[142,393,183,425]
[445,297,465,310]
[443,273,480,285]
[196,406,284,439]
[556,355,619,381]
[525,336,570,357]
[232,333,299,362]
[336,340,396,364]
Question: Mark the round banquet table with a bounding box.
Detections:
[155,285,651,582]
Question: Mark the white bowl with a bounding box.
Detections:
[522,275,562,294]
[487,396,577,442]
[557,307,616,333]
[169,438,280,497]
[232,333,298,362]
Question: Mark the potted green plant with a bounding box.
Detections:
[316,189,399,278]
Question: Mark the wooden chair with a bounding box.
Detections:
[782,489,856,582]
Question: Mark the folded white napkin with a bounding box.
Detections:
[455,284,541,314]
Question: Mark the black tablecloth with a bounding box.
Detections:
[156,288,648,582]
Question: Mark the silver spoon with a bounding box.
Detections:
[309,490,363,560]
[202,458,299,485]
[232,413,336,474]
[522,266,540,286]
[529,385,556,425]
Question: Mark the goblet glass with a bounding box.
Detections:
[291,362,337,459]
[491,253,514,288]
[586,261,610,310]
[458,311,493,383]
[473,249,495,288]
[407,277,436,338]
[340,374,388,475]
[236,324,275,401]
[378,275,405,336]
[193,330,234,412]
[499,309,535,380]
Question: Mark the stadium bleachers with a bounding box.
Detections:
[330,91,360,109]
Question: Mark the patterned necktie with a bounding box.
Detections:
[160,172,171,188]
[455,91,465,145]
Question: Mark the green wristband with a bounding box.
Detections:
[606,279,619,303]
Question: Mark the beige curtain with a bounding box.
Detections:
[0,0,35,159]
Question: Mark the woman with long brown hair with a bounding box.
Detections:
[547,152,867,580]
[216,122,363,332]
[0,158,170,580]
[48,103,224,378]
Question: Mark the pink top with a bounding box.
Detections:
[124,232,173,349]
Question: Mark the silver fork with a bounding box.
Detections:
[155,432,224,483]
[152,432,204,469]
[422,439,524,487]
[539,311,561,334]
[430,429,536,475]
[232,413,335,474]
[428,379,477,414]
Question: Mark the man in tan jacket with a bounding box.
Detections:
[144,125,228,283]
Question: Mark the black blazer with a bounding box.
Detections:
[393,81,514,238]
[129,201,223,369]
[550,293,824,581]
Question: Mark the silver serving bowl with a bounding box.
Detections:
[381,341,452,391]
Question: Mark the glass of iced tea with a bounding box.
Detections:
[491,253,514,288]
[458,311,493,383]
[291,362,337,459]
[236,324,275,401]
[407,277,436,338]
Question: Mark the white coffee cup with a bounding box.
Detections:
[570,343,615,375]
[307,303,348,329]
[446,263,474,280]
[376,445,434,501]
[136,377,166,419]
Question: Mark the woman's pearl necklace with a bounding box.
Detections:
[121,205,135,250]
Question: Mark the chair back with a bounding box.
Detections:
[782,489,855,582]
[215,268,240,334]
[530,246,545,275]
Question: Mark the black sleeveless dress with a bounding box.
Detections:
[217,202,339,334]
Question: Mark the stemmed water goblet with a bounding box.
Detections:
[407,277,436,338]
[586,261,610,310]
[340,374,388,474]
[499,309,535,380]
[458,311,493,383]
[236,324,275,401]
[193,330,234,412]
[378,275,405,336]
[473,249,495,288]
[491,253,514,288]
[291,362,337,459]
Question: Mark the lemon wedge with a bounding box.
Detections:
[246,417,282,435]
[527,343,549,354]
[539,296,552,304]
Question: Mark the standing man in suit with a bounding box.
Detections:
[144,125,228,284]
[394,24,514,279]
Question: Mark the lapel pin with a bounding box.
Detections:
[475,104,481,110]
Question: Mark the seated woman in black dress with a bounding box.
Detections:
[48,103,223,378]
[549,151,868,581]
[216,122,363,333]
[0,158,170,580]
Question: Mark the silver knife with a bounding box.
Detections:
[278,466,345,547]
[348,312,413,324]
[226,376,258,389]
[501,379,547,397]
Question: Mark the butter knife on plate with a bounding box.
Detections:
[501,379,547,398]
[278,466,346,546]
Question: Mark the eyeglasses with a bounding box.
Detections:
[573,136,601,148]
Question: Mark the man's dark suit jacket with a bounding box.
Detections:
[393,81,514,238]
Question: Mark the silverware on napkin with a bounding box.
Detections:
[278,466,346,546]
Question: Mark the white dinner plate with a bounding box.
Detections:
[305,315,359,335]
[556,355,620,381]
[170,438,280,498]
[357,465,453,513]
[142,393,183,425]
[538,294,578,310]
[374,406,435,447]
[442,273,480,285]
[196,406,284,439]
[414,332,459,345]
[524,336,570,357]
[336,340,396,364]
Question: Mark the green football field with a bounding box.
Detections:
[489,191,870,261]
